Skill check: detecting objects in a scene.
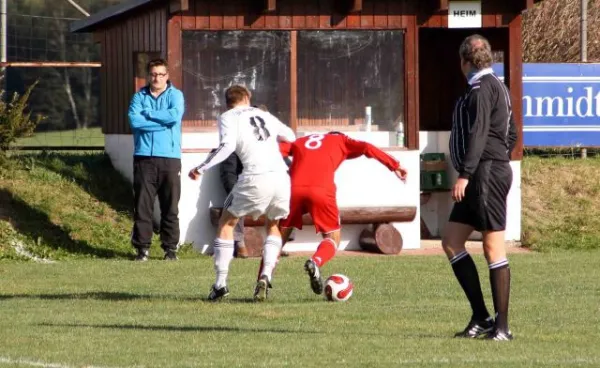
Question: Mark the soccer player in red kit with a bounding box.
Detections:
[275,131,407,295]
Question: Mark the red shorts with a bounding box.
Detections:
[280,186,340,234]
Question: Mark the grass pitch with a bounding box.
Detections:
[1,153,600,366]
[1,252,599,367]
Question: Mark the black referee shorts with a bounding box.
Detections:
[449,160,513,232]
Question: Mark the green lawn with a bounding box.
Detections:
[0,252,599,367]
[1,153,600,366]
[14,127,104,147]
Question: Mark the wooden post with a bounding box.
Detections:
[242,227,264,257]
[266,0,277,12]
[507,14,523,161]
[404,2,419,150]
[167,15,182,89]
[290,31,298,133]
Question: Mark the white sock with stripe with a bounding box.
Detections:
[489,258,509,270]
[213,238,234,289]
[449,250,469,264]
[260,236,282,282]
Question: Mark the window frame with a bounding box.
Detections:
[180,29,407,145]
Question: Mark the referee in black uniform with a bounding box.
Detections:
[443,34,517,341]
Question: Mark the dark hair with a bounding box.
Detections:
[459,34,493,70]
[225,85,251,108]
[146,58,169,73]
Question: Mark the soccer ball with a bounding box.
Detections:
[324,274,353,302]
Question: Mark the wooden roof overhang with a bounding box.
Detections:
[71,0,544,33]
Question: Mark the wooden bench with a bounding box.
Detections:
[209,206,417,257]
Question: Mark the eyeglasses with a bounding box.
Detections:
[149,73,168,78]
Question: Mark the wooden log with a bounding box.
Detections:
[209,206,417,227]
[242,227,264,258]
[421,160,448,172]
[359,224,403,255]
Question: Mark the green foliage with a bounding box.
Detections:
[0,82,44,153]
[0,152,196,260]
[522,156,600,251]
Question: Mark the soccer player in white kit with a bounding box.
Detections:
[189,85,295,301]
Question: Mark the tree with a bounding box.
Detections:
[6,0,124,132]
[0,82,44,154]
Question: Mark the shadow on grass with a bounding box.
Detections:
[38,322,322,334]
[0,291,323,305]
[0,291,201,301]
[28,152,133,216]
[0,292,279,304]
[36,322,445,339]
[0,189,130,258]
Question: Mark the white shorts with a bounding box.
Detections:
[224,172,291,221]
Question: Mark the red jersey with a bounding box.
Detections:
[279,132,400,192]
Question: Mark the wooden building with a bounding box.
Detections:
[71,0,542,253]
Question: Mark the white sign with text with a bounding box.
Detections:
[448,1,482,28]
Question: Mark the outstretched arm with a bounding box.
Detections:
[189,115,237,178]
[344,137,400,171]
[343,136,407,181]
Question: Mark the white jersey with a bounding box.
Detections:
[195,106,295,176]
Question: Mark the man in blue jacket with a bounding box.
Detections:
[128,58,184,261]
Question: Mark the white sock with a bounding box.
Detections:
[213,238,234,288]
[260,236,282,282]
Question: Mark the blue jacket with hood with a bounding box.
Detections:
[128,82,184,159]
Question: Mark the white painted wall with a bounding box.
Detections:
[105,130,522,250]
[105,132,421,254]
[419,131,521,241]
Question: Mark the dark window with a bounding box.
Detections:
[182,31,291,126]
[297,30,405,133]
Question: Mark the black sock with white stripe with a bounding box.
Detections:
[450,251,490,321]
[489,259,511,332]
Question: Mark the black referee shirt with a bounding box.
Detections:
[450,69,517,179]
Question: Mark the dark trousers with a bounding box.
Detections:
[132,156,181,252]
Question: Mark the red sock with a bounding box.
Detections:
[311,239,336,267]
[256,257,264,281]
